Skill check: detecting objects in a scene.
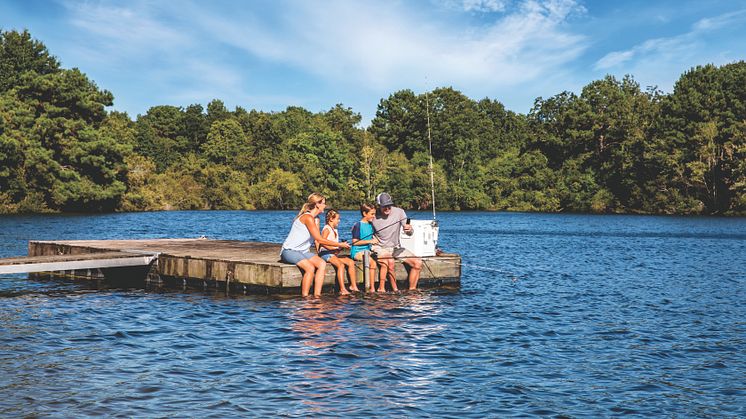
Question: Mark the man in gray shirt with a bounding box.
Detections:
[371,192,423,291]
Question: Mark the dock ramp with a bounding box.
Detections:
[0,251,158,275]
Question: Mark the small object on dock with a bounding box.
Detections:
[5,239,460,294]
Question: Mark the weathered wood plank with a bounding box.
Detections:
[0,252,157,274]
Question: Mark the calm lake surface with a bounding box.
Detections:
[1,211,744,417]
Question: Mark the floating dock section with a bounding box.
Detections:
[16,239,461,294]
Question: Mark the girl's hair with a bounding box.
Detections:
[296,193,326,219]
[359,203,375,215]
[325,209,339,225]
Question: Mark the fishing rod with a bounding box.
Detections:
[425,90,436,221]
[345,216,407,244]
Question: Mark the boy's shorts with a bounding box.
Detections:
[371,245,415,259]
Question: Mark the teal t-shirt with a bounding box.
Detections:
[350,221,374,259]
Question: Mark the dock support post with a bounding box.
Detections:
[363,250,370,292]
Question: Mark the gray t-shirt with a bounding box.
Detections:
[371,206,408,247]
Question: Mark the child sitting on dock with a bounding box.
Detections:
[281,193,350,297]
[350,203,379,293]
[317,209,359,295]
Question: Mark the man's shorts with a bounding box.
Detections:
[371,245,416,259]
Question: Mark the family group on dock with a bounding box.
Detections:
[280,192,423,297]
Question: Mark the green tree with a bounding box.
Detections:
[201,118,248,166]
[118,153,157,211]
[248,168,302,209]
[237,110,283,184]
[482,148,560,212]
[577,75,659,211]
[283,126,352,196]
[1,65,126,211]
[0,29,59,93]
[649,62,746,214]
[206,99,230,127]
[182,103,208,152]
[134,105,188,172]
[370,89,424,156]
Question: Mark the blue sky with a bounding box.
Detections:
[2,0,745,124]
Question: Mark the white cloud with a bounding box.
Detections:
[462,0,508,13]
[594,8,746,71]
[594,50,635,69]
[56,0,251,112]
[693,9,746,31]
[53,0,589,117]
[193,0,587,90]
[63,1,189,55]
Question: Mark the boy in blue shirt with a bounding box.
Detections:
[350,203,379,293]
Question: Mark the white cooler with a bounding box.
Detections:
[400,220,439,257]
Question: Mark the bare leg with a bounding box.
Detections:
[343,258,359,291]
[297,259,316,297]
[377,259,388,292]
[405,257,423,290]
[310,256,327,296]
[386,259,398,292]
[329,257,349,295]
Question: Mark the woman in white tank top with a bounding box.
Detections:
[280,193,350,297]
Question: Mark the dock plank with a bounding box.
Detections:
[0,251,157,274]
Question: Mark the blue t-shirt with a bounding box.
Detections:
[350,221,374,259]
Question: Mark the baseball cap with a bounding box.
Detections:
[376,192,394,207]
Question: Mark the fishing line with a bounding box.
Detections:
[370,254,523,280]
[435,259,525,282]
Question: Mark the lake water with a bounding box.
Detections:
[1,211,744,417]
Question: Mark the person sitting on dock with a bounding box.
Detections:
[371,192,422,292]
[350,203,379,293]
[317,209,359,295]
[281,193,350,297]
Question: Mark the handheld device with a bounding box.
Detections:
[406,218,411,225]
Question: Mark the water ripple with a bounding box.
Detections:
[0,211,745,417]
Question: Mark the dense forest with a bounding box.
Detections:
[1,29,745,215]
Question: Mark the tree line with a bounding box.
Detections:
[1,29,745,215]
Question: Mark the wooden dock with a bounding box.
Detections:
[12,239,461,294]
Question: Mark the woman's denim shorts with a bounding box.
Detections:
[280,248,315,265]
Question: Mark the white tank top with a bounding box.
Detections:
[319,225,339,252]
[282,213,315,252]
